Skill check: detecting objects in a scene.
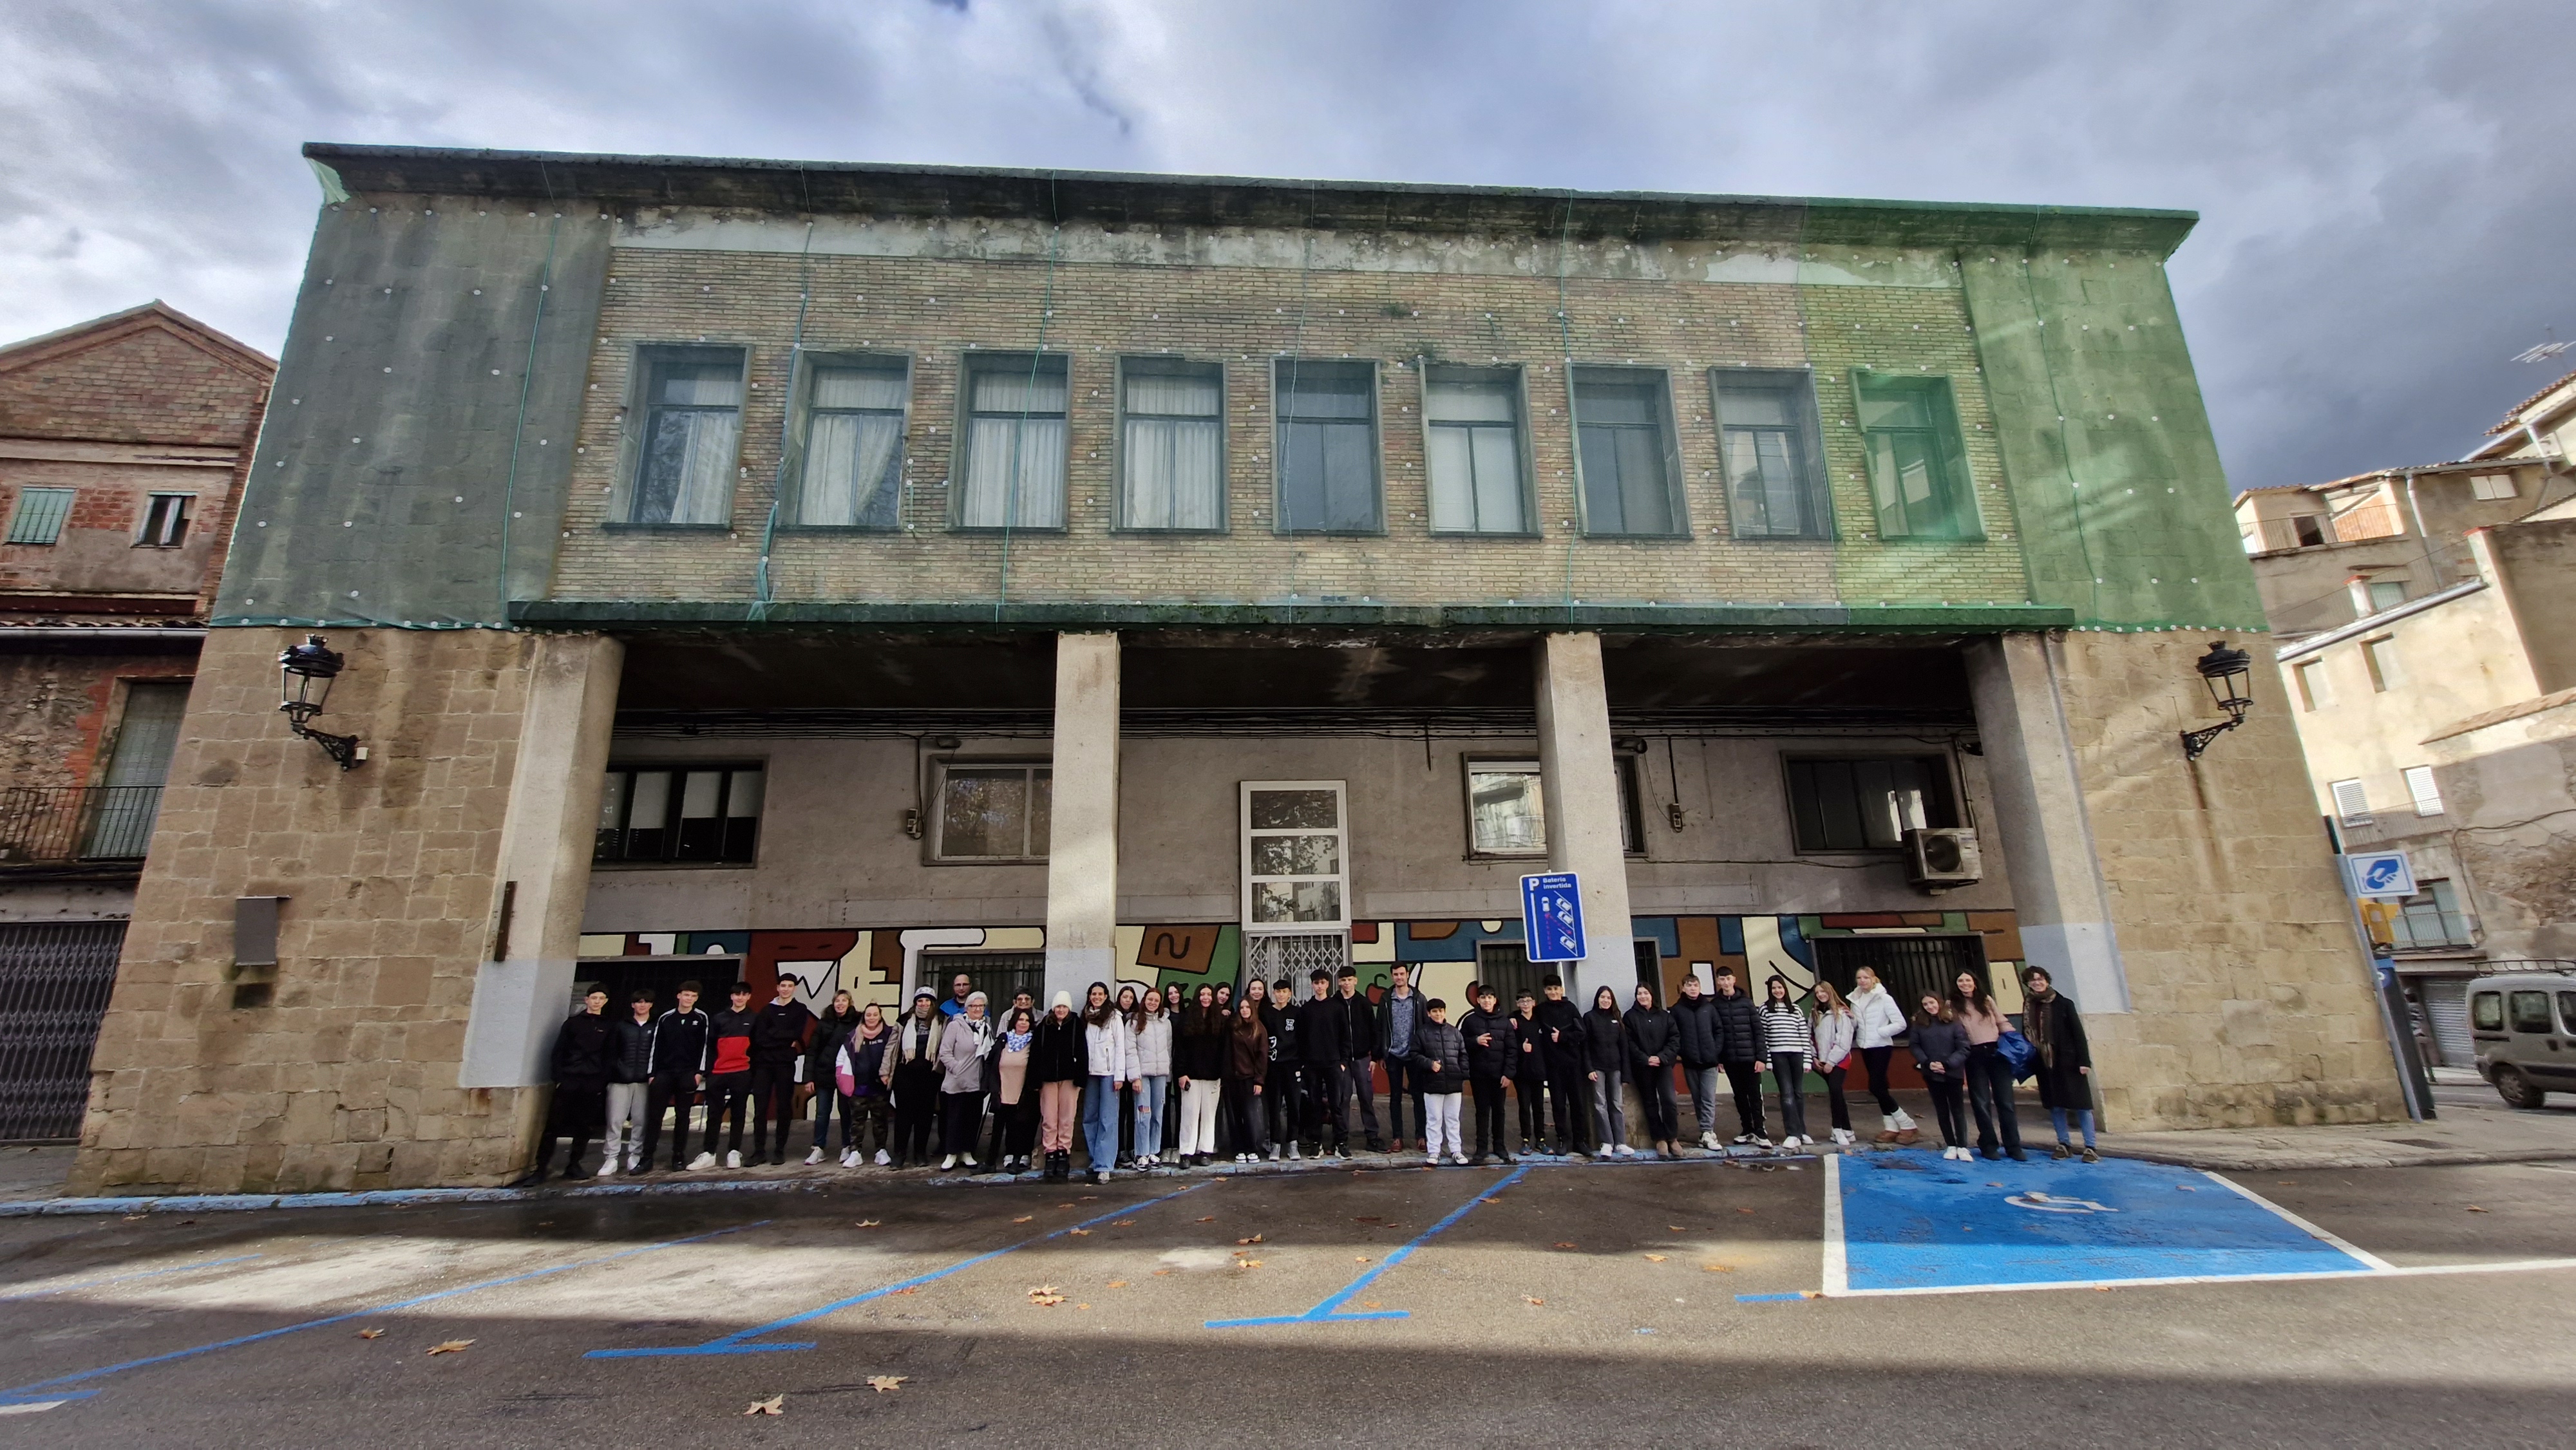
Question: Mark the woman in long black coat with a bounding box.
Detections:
[2020,966,2097,1162]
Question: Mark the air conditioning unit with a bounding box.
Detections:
[1904,827,1982,890]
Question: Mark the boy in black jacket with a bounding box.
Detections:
[1262,977,1302,1160]
[1509,989,1551,1156]
[640,983,709,1171]
[1332,966,1384,1153]
[1710,966,1768,1145]
[1293,970,1348,1156]
[522,988,612,1183]
[1534,975,1591,1158]
[1461,985,1517,1165]
[605,989,657,1175]
[748,976,816,1166]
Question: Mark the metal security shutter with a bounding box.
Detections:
[0,921,127,1142]
[2422,977,2472,1068]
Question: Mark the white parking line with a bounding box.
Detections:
[2202,1171,2396,1271]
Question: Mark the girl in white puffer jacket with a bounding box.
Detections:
[1847,968,1917,1144]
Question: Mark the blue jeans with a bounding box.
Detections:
[2049,1106,2097,1149]
[1083,1075,1122,1171]
[1134,1075,1170,1158]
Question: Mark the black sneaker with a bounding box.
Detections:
[1468,1153,1490,1167]
[1498,1152,1518,1165]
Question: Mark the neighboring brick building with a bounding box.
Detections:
[0,301,274,1141]
[70,147,2401,1194]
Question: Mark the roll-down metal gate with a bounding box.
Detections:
[0,921,127,1141]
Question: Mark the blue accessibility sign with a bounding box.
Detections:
[1520,872,1586,963]
[2343,851,2416,900]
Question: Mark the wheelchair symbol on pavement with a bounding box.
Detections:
[2007,1191,2118,1214]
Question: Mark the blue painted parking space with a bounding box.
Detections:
[1829,1151,2387,1296]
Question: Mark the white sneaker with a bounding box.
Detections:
[626,1154,642,1173]
[1620,1143,1639,1158]
[1452,1153,1469,1166]
[687,1152,715,1171]
[1289,1144,1303,1160]
[1700,1131,1720,1149]
[804,1147,824,1166]
[874,1149,891,1166]
[939,1154,956,1171]
[962,1153,978,1168]
[840,1149,857,1168]
[724,1150,742,1169]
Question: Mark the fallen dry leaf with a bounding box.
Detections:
[355,1328,384,1340]
[1702,1263,1734,1273]
[1668,1225,1685,1231]
[2095,1286,2114,1293]
[855,1219,881,1229]
[1197,1216,1216,1223]
[1106,1280,1129,1288]
[1028,1286,1066,1306]
[1057,1203,1077,1210]
[1735,1207,1756,1215]
[888,1286,920,1296]
[1081,1195,1099,1200]
[1553,1241,1578,1249]
[2467,1205,2490,1213]
[1480,1198,1502,1205]
[1074,1303,1091,1310]
[1236,1233,1265,1245]
[1151,1268,1172,1277]
[1361,1300,1383,1309]
[426,1340,473,1355]
[744,1396,784,1417]
[1068,1229,1091,1236]
[1643,1254,1669,1263]
[1354,1256,1372,1263]
[1113,1219,1136,1227]
[1523,1295,1544,1306]
[866,1375,905,1393]
[1799,1289,1823,1300]
[1234,1259,1264,1270]
[1013,1216,1035,1223]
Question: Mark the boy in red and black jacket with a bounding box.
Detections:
[701,983,758,1169]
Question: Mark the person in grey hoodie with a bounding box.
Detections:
[1908,992,1972,1159]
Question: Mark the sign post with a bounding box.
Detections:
[1520,872,1586,966]
[2334,850,2434,1122]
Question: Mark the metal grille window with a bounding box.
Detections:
[1713,370,1830,538]
[1274,361,1380,533]
[923,950,1046,1013]
[629,346,746,525]
[1423,367,1529,534]
[1464,758,1643,856]
[932,762,1052,862]
[1120,357,1225,531]
[1572,368,1683,536]
[1785,755,1953,852]
[6,487,74,545]
[0,921,127,1142]
[958,354,1070,530]
[1242,781,1349,930]
[2391,880,2472,950]
[595,764,764,865]
[794,356,908,528]
[2329,778,2372,827]
[1247,932,1349,990]
[137,493,193,547]
[2403,764,2444,817]
[1854,372,1979,539]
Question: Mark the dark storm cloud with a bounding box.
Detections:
[3,0,2568,489]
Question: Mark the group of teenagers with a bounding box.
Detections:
[526,956,2103,1185]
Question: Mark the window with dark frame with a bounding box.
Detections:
[1119,357,1225,531]
[137,493,193,547]
[629,346,746,525]
[1712,370,1830,538]
[933,762,1052,862]
[1572,367,1683,536]
[595,765,764,865]
[1784,755,1955,852]
[958,354,1070,530]
[1463,757,1645,856]
[1423,366,1529,534]
[1273,359,1379,533]
[1853,372,1978,539]
[794,356,908,529]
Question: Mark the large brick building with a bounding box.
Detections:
[0,301,273,1142]
[70,146,2400,1194]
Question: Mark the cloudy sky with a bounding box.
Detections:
[3,0,2568,489]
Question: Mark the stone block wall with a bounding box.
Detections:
[68,626,546,1194]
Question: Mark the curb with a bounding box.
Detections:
[2103,1146,2576,1173]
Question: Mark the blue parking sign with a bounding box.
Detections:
[1520,872,1586,963]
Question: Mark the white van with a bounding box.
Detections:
[2470,968,2576,1108]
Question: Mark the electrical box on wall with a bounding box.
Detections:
[1904,827,1982,891]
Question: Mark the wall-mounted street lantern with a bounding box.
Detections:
[2181,639,2254,760]
[278,634,365,769]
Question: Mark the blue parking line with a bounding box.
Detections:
[0,1222,759,1406]
[0,1254,263,1303]
[586,1182,1210,1358]
[1206,1164,1531,1328]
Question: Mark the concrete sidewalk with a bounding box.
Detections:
[2104,1078,2576,1171]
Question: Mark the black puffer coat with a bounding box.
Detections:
[1669,992,1722,1069]
[1708,988,1763,1065]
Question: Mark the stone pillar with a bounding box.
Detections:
[1965,633,2130,1012]
[460,633,625,1094]
[1534,632,1639,1001]
[1043,632,1120,1006]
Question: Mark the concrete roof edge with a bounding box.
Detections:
[300,143,2199,254]
[2273,578,2488,664]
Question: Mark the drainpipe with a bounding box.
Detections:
[2402,470,2445,587]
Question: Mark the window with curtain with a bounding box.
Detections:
[1713,370,1829,538]
[1855,373,1978,539]
[1572,368,1683,536]
[629,347,746,525]
[959,355,1069,529]
[1423,368,1528,534]
[1274,360,1379,533]
[1119,358,1224,530]
[796,357,908,528]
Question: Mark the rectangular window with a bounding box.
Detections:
[1274,360,1379,533]
[594,764,763,865]
[2362,636,2403,692]
[2508,990,2552,1035]
[2293,660,2331,711]
[1854,372,1979,539]
[2472,990,2501,1032]
[628,346,746,525]
[5,487,74,545]
[793,356,907,528]
[1785,756,1955,853]
[2292,515,2331,548]
[931,762,1051,862]
[2329,778,2372,827]
[137,493,193,547]
[2403,764,2444,816]
[1713,369,1830,538]
[1463,757,1643,856]
[1242,781,1349,929]
[1423,366,1529,534]
[1119,357,1225,531]
[2366,580,2407,612]
[2470,473,2517,500]
[958,355,1070,530]
[2392,880,2472,950]
[1572,367,1684,536]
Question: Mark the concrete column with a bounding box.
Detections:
[1044,632,1121,1006]
[1534,631,1639,1001]
[1965,633,2130,1012]
[459,632,625,1089]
